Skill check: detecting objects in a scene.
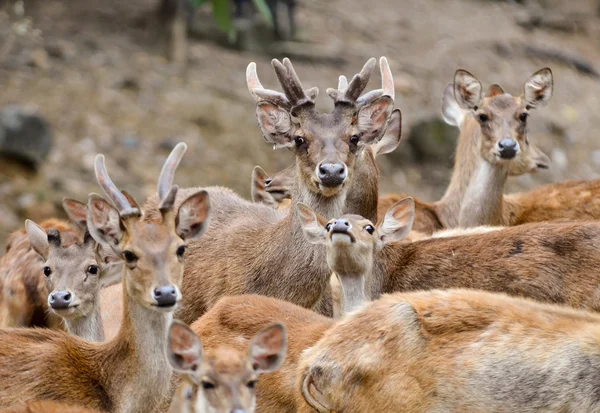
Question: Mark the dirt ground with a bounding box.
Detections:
[1,0,600,245]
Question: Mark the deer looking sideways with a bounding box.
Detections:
[0,143,210,412]
[182,198,412,413]
[166,321,287,413]
[298,289,600,413]
[141,56,397,323]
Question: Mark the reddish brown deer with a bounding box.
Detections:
[298,289,600,413]
[25,218,121,342]
[0,401,102,413]
[185,199,411,412]
[0,219,77,330]
[166,320,287,413]
[0,143,210,412]
[142,57,396,323]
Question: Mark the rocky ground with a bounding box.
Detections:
[1,0,600,245]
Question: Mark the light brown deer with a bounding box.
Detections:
[142,57,396,323]
[251,165,291,210]
[25,218,121,342]
[454,68,600,228]
[0,143,210,412]
[0,219,77,330]
[298,288,600,413]
[166,320,287,413]
[185,199,411,412]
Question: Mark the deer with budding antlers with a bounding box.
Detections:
[142,57,397,322]
[0,143,210,412]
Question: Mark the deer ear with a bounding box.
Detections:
[168,320,204,374]
[377,197,415,245]
[25,220,50,260]
[487,84,505,97]
[372,109,402,157]
[441,83,466,127]
[256,103,293,149]
[296,203,327,244]
[87,194,124,249]
[357,96,394,143]
[97,243,124,288]
[523,68,553,109]
[454,70,483,110]
[176,190,211,241]
[249,323,287,373]
[62,198,88,232]
[251,166,277,207]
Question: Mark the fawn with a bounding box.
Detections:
[166,320,287,413]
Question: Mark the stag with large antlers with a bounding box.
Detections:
[0,143,210,412]
[142,57,396,322]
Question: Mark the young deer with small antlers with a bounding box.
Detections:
[0,143,210,412]
[142,57,396,322]
[166,321,287,413]
[25,215,121,342]
[298,289,600,413]
[185,200,411,413]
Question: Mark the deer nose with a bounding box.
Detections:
[317,163,347,187]
[153,286,178,307]
[331,219,350,233]
[497,139,519,159]
[49,291,72,309]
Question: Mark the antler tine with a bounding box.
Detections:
[380,57,395,100]
[338,75,348,91]
[157,142,187,202]
[345,57,377,101]
[247,62,291,108]
[272,58,314,108]
[94,155,139,217]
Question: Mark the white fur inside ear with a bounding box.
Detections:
[441,84,465,128]
[523,69,553,108]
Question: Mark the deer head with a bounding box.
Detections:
[297,197,414,314]
[86,143,210,313]
[25,218,120,322]
[167,320,287,413]
[452,68,552,171]
[247,57,394,199]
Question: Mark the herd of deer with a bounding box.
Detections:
[3,55,600,413]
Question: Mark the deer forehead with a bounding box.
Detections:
[481,94,524,116]
[126,222,180,253]
[202,348,254,380]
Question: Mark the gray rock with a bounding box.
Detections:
[0,105,53,170]
[396,117,458,167]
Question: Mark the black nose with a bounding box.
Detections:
[153,286,178,307]
[49,291,72,309]
[497,139,518,159]
[317,163,347,187]
[331,219,350,234]
[265,178,273,186]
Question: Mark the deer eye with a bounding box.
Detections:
[123,250,137,263]
[176,246,186,257]
[519,112,528,122]
[247,379,258,389]
[87,265,99,275]
[478,113,489,123]
[364,225,375,234]
[293,136,305,147]
[201,381,215,390]
[325,223,332,232]
[43,266,52,277]
[350,135,360,145]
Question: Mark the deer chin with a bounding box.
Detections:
[50,304,82,319]
[330,232,355,244]
[312,180,346,198]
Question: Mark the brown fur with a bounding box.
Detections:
[298,289,600,412]
[0,219,76,330]
[1,401,103,413]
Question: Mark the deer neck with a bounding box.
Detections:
[109,276,173,413]
[344,148,379,222]
[335,269,369,315]
[458,158,508,228]
[437,117,482,228]
[63,302,105,342]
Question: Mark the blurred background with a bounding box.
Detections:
[1,0,600,246]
